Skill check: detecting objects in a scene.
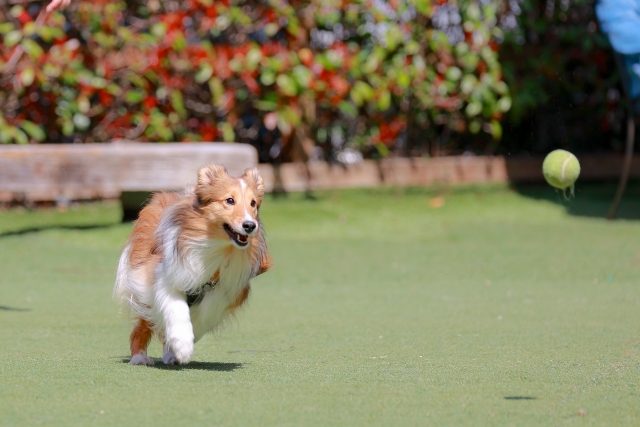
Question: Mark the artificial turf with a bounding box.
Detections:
[1,184,640,426]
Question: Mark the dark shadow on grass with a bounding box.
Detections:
[227,346,295,354]
[512,181,640,220]
[120,358,242,372]
[152,361,243,372]
[0,305,31,312]
[0,223,117,238]
[504,396,537,400]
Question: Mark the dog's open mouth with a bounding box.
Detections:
[224,224,249,247]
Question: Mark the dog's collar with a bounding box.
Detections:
[186,271,220,307]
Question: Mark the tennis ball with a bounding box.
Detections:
[542,149,580,190]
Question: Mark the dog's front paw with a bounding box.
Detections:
[162,346,178,365]
[130,351,154,366]
[168,337,193,364]
[166,326,194,364]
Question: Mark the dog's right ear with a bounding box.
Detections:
[196,164,228,205]
[197,164,228,187]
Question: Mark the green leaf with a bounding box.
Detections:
[12,127,29,144]
[318,50,343,71]
[260,71,275,86]
[125,89,145,104]
[279,105,301,128]
[117,27,134,42]
[338,101,357,117]
[228,58,242,73]
[461,75,478,94]
[9,5,24,18]
[397,72,411,89]
[375,143,390,158]
[0,22,14,35]
[0,126,10,144]
[455,42,470,55]
[195,64,213,84]
[219,122,235,142]
[20,120,45,142]
[208,77,224,105]
[488,120,502,140]
[73,113,90,130]
[276,74,298,97]
[466,3,481,21]
[405,40,420,55]
[37,25,65,43]
[377,89,391,111]
[497,96,512,112]
[37,26,56,42]
[20,39,44,59]
[264,23,279,37]
[362,52,380,74]
[106,84,123,96]
[93,32,116,48]
[172,33,186,51]
[90,77,107,89]
[151,23,167,37]
[4,30,22,47]
[494,81,508,95]
[445,67,462,81]
[171,90,187,118]
[23,22,37,37]
[292,65,312,89]
[246,47,263,70]
[413,0,432,16]
[20,68,35,86]
[125,73,148,89]
[465,102,482,117]
[355,81,375,100]
[254,100,277,111]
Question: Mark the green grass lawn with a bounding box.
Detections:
[1,184,640,426]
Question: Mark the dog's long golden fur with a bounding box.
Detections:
[114,165,271,365]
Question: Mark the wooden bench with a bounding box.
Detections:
[0,142,258,218]
[3,143,638,217]
[257,154,640,193]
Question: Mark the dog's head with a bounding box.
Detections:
[195,164,265,249]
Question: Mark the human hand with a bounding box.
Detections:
[46,0,72,12]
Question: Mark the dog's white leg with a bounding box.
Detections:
[155,284,194,364]
[162,345,178,365]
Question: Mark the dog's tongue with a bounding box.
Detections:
[238,234,248,243]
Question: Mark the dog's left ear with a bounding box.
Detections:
[242,167,265,199]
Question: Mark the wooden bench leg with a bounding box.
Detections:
[121,191,153,222]
[607,111,636,220]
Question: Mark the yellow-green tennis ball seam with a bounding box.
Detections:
[542,149,580,190]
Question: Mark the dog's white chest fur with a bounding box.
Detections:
[159,235,253,340]
[186,242,253,341]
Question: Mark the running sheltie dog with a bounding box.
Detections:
[114,164,271,365]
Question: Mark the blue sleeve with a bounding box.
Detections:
[596,0,640,54]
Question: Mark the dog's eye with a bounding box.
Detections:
[226,198,235,205]
[251,200,256,208]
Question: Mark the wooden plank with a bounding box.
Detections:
[0,143,257,202]
[257,154,637,193]
[1,144,636,203]
[258,156,511,192]
[503,155,640,183]
[111,143,257,190]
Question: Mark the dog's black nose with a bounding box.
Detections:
[242,221,257,233]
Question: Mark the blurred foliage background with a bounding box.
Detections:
[0,0,626,162]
